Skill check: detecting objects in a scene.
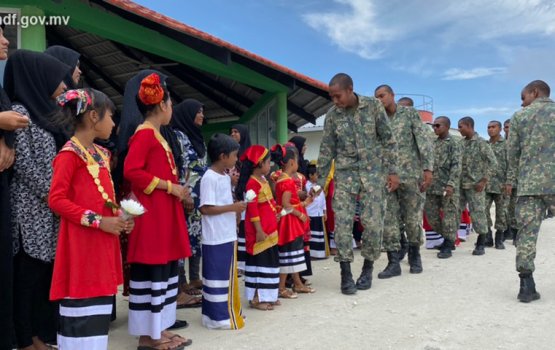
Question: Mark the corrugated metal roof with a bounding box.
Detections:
[42,0,333,131]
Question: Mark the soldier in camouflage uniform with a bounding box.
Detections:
[318,73,399,295]
[485,120,508,250]
[424,116,461,259]
[506,80,555,303]
[457,116,497,256]
[503,119,518,244]
[375,85,433,277]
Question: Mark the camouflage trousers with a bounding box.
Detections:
[515,195,555,273]
[459,188,488,235]
[485,192,508,231]
[333,186,385,263]
[507,188,517,229]
[382,180,425,251]
[424,193,459,242]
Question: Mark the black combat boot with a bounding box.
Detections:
[494,230,505,249]
[472,234,486,255]
[503,228,512,241]
[437,239,452,259]
[484,228,494,247]
[408,245,423,273]
[340,262,357,295]
[377,251,401,279]
[355,259,374,290]
[517,273,541,303]
[398,232,408,261]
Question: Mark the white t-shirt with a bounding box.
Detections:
[306,181,326,217]
[200,168,237,245]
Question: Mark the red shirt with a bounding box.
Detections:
[274,173,308,246]
[244,176,278,254]
[49,142,123,300]
[124,127,191,264]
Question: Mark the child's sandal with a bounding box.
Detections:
[278,289,298,299]
[292,285,316,294]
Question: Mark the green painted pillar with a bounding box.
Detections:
[276,91,288,144]
[20,6,46,52]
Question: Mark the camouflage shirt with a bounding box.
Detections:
[317,95,398,194]
[460,132,497,189]
[387,105,434,182]
[507,97,555,196]
[427,134,461,195]
[485,137,507,194]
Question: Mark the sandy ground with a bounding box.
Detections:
[108,217,555,350]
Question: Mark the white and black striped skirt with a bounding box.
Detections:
[58,296,113,350]
[245,245,279,303]
[278,236,307,274]
[128,261,178,339]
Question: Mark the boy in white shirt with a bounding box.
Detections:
[199,133,246,330]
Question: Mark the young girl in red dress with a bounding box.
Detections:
[235,145,280,310]
[270,144,316,299]
[49,88,131,350]
[123,73,192,349]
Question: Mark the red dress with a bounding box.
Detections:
[245,176,278,255]
[124,126,191,264]
[274,173,308,246]
[49,141,123,300]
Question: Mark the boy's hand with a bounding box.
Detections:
[233,201,247,213]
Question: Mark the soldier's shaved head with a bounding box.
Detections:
[374,84,393,94]
[398,97,414,107]
[524,80,550,97]
[458,116,474,128]
[489,120,502,128]
[504,119,510,125]
[436,116,450,127]
[329,73,353,90]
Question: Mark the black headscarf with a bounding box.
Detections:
[115,69,168,188]
[289,135,309,177]
[231,123,251,157]
[44,45,80,89]
[172,99,205,158]
[3,49,71,149]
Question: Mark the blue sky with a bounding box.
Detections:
[135,0,555,136]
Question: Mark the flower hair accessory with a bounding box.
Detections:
[56,89,92,116]
[138,73,165,105]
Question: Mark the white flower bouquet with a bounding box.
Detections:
[119,199,146,220]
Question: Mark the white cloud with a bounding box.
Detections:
[303,0,555,60]
[442,67,507,80]
[302,0,396,59]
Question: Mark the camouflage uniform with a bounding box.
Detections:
[424,134,462,243]
[382,106,433,251]
[485,137,508,231]
[459,133,497,235]
[506,97,555,273]
[318,95,398,263]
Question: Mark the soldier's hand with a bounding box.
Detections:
[474,179,487,192]
[505,184,513,196]
[420,170,433,192]
[387,174,400,192]
[444,185,454,197]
